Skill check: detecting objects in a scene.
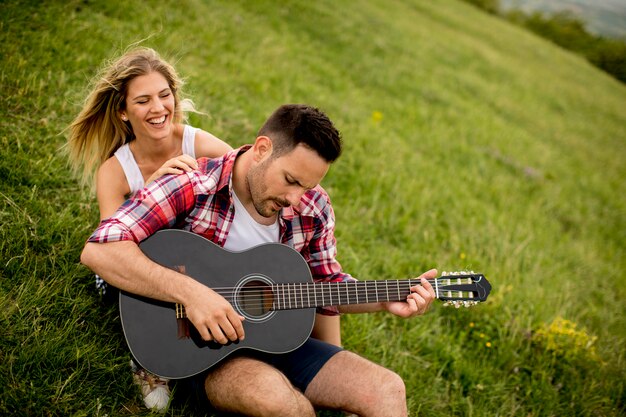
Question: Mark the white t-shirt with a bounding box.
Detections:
[223,190,279,251]
[114,125,198,195]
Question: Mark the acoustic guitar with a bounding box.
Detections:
[120,229,491,379]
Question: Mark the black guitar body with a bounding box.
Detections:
[120,229,315,379]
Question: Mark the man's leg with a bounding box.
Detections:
[203,356,315,417]
[305,351,407,417]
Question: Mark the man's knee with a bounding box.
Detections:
[255,390,315,417]
[359,368,406,410]
[380,369,406,400]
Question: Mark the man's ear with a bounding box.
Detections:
[252,136,273,162]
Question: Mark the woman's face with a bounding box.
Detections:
[120,71,175,142]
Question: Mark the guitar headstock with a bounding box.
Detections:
[435,271,491,308]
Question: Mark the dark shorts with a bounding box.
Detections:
[253,337,342,392]
[175,338,342,406]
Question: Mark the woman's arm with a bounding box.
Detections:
[96,157,131,220]
[143,128,233,185]
[195,129,233,158]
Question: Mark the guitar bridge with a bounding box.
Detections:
[174,265,191,340]
[175,303,190,339]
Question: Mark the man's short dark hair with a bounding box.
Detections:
[258,104,342,162]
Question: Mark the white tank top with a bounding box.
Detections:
[223,190,279,251]
[114,125,198,195]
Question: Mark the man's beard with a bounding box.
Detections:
[246,160,289,218]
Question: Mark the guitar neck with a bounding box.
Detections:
[266,278,477,310]
[267,280,408,310]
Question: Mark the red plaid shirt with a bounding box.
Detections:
[88,146,354,314]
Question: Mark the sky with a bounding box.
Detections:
[500,0,626,38]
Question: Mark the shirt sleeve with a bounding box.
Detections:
[87,173,197,244]
[306,190,357,315]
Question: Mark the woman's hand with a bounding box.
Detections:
[146,155,199,185]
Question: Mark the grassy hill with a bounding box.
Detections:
[1,0,624,415]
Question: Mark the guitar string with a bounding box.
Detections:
[192,281,477,298]
[175,291,478,313]
[173,279,478,312]
[175,280,477,297]
[193,278,471,291]
[196,281,451,302]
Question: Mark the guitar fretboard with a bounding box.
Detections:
[270,279,423,310]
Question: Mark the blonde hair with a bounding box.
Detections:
[67,47,194,187]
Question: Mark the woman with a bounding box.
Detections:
[68,47,231,219]
[67,47,341,412]
[68,47,233,412]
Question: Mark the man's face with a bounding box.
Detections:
[246,144,330,218]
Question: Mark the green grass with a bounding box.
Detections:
[1,0,625,415]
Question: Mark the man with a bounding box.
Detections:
[81,104,437,416]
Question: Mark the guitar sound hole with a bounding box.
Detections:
[236,278,275,322]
